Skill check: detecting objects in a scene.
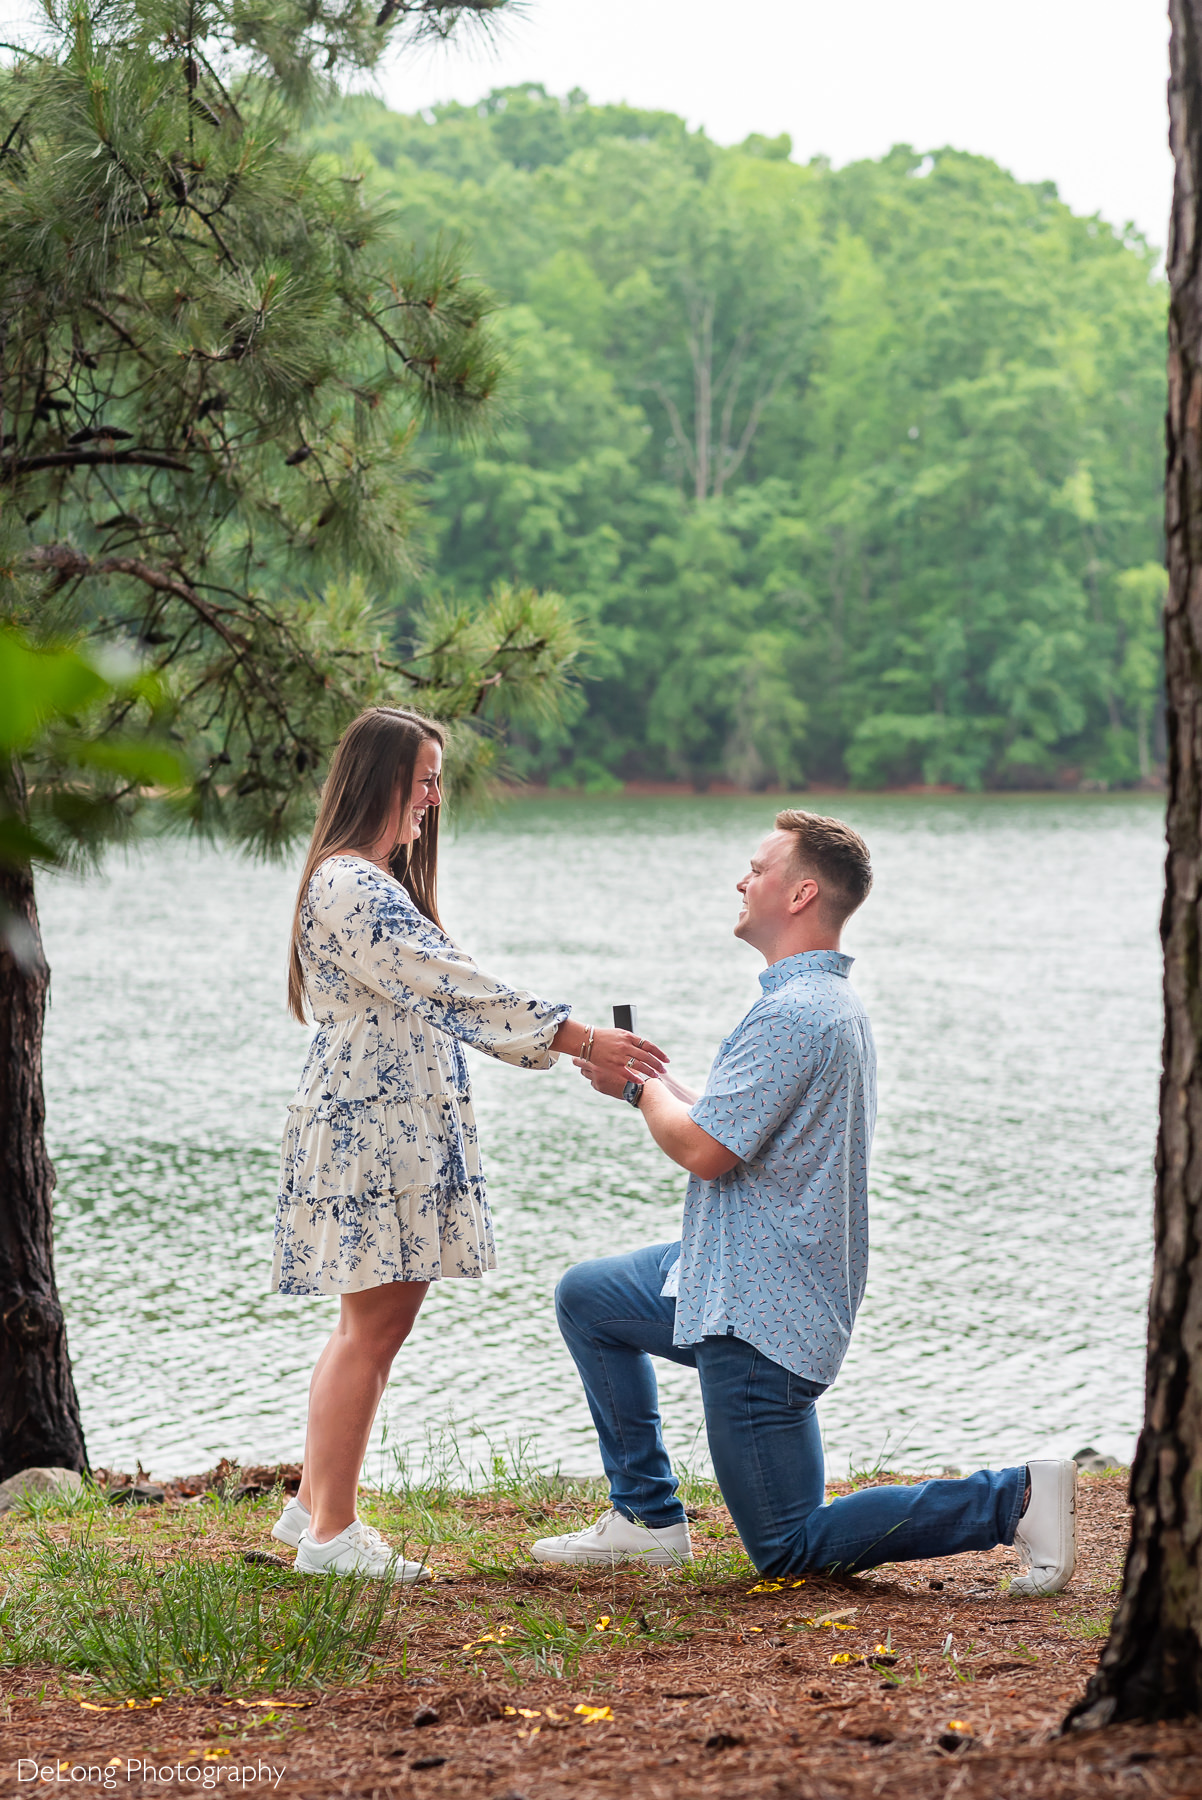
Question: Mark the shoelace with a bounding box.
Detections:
[345,1523,391,1559]
[562,1510,617,1542]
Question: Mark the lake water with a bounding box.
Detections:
[39,793,1163,1485]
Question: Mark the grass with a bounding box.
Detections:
[0,1449,1131,1717]
[0,1523,404,1698]
[0,1447,749,1703]
[1058,1610,1114,1640]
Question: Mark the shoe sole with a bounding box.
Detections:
[530,1547,693,1567]
[295,1559,432,1583]
[1011,1461,1076,1595]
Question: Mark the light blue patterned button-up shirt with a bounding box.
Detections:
[668,950,876,1385]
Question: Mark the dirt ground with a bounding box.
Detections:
[4,1473,1200,1799]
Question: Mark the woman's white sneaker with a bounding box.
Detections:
[531,1509,692,1566]
[1010,1460,1077,1596]
[295,1520,431,1582]
[270,1494,310,1549]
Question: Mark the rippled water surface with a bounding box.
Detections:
[39,793,1162,1482]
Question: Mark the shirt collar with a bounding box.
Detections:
[758,950,854,992]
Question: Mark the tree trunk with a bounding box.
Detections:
[1065,0,1202,1727]
[0,860,87,1481]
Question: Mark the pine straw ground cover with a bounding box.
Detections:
[1,1467,1197,1798]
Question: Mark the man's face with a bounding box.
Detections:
[734,831,811,948]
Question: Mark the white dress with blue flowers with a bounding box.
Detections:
[271,855,570,1296]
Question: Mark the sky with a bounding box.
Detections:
[0,0,1171,246]
[371,0,1171,250]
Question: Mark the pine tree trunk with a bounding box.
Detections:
[0,860,87,1481]
[1065,0,1202,1727]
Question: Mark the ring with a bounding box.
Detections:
[638,1038,646,1049]
[625,1057,636,1070]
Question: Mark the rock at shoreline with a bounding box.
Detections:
[0,1466,83,1512]
[1072,1445,1125,1474]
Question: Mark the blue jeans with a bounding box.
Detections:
[554,1243,1025,1577]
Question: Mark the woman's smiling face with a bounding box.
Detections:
[400,738,443,844]
[361,734,443,866]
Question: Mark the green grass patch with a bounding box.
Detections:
[0,1529,409,1697]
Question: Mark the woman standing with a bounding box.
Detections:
[269,707,666,1579]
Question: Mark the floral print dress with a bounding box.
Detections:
[272,855,571,1296]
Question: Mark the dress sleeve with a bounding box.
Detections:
[688,1000,818,1164]
[311,861,571,1068]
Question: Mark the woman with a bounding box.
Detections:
[269,706,667,1579]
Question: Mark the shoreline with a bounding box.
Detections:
[496,778,1167,801]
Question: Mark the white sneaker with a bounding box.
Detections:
[1010,1460,1077,1595]
[295,1520,432,1582]
[270,1494,310,1548]
[531,1509,693,1566]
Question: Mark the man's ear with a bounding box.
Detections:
[788,878,820,915]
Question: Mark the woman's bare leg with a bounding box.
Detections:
[296,1336,334,1515]
[300,1282,429,1543]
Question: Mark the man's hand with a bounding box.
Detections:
[573,1056,629,1100]
[573,1059,700,1106]
[574,1060,740,1181]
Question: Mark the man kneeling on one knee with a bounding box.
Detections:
[531,810,1075,1595]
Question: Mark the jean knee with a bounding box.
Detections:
[554,1259,603,1331]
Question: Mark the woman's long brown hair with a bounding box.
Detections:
[288,707,446,1023]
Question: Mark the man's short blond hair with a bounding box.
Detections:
[775,810,873,924]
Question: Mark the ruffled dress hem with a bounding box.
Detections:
[271,1176,497,1296]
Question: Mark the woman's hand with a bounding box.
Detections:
[552,1020,668,1083]
[587,1027,668,1085]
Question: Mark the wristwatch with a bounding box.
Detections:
[622,1079,645,1108]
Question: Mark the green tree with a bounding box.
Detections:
[0,1,584,1480]
[312,88,1166,792]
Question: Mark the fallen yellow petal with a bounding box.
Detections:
[574,1704,614,1723]
[948,1720,972,1732]
[232,1700,311,1709]
[830,1653,854,1665]
[594,1616,611,1631]
[517,1708,541,1719]
[203,1750,232,1760]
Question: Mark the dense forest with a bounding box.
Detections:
[310,86,1167,791]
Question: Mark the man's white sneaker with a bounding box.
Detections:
[295,1520,432,1582]
[270,1494,310,1549]
[530,1509,693,1566]
[1010,1460,1076,1596]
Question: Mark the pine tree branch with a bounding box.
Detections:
[78,300,152,360]
[5,449,192,478]
[25,546,249,652]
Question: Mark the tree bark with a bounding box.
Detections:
[0,859,87,1481]
[1065,0,1202,1727]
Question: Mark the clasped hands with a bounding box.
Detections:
[574,1027,668,1099]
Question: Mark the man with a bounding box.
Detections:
[530,810,1076,1595]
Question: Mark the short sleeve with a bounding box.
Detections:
[689,1001,816,1164]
